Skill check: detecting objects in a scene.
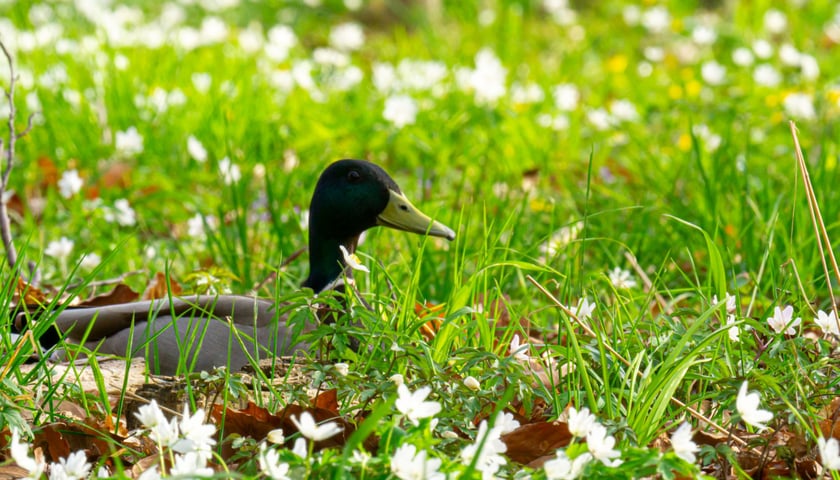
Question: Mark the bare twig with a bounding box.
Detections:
[789,121,840,333]
[624,250,670,315]
[17,112,35,139]
[0,40,21,270]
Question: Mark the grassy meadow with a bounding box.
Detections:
[2,0,840,478]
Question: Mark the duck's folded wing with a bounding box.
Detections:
[18,295,280,343]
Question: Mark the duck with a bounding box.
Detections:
[15,159,455,375]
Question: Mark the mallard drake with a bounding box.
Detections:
[16,159,455,375]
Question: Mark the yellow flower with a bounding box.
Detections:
[668,84,683,100]
[677,133,692,152]
[607,54,628,74]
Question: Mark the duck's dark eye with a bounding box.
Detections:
[347,170,362,183]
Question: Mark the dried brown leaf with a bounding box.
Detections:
[314,389,339,415]
[78,284,139,307]
[142,272,182,300]
[501,420,572,465]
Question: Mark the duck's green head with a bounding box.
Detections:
[303,159,455,292]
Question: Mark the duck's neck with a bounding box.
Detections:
[303,234,359,293]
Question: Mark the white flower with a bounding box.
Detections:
[396,384,441,425]
[192,72,212,93]
[51,451,92,480]
[586,424,622,467]
[544,450,592,480]
[267,428,285,445]
[137,466,161,480]
[691,25,716,46]
[188,214,207,238]
[237,24,264,53]
[608,267,636,289]
[818,437,840,470]
[460,48,507,105]
[135,400,167,429]
[464,376,480,391]
[800,54,819,80]
[383,94,418,128]
[572,298,596,320]
[115,126,144,156]
[815,310,840,336]
[701,60,726,86]
[149,416,180,448]
[736,381,773,431]
[258,444,291,480]
[732,47,755,67]
[80,253,101,270]
[643,46,665,62]
[779,43,801,67]
[266,24,297,61]
[552,84,579,111]
[713,293,737,313]
[389,373,405,386]
[494,411,520,435]
[334,362,350,376]
[753,64,781,87]
[313,47,350,67]
[783,92,816,120]
[173,404,216,459]
[339,245,369,273]
[609,99,638,122]
[622,5,640,25]
[671,422,699,464]
[460,420,507,478]
[586,108,613,131]
[10,428,46,479]
[390,444,445,480]
[396,59,448,92]
[58,169,83,198]
[540,223,581,256]
[372,63,397,93]
[104,199,136,226]
[329,22,364,51]
[641,6,670,34]
[170,451,213,477]
[567,407,597,438]
[291,437,308,458]
[752,39,773,59]
[510,82,544,104]
[187,136,208,163]
[537,113,570,131]
[509,334,531,361]
[291,411,343,442]
[767,305,801,335]
[692,124,722,151]
[45,237,74,260]
[726,314,740,342]
[763,9,787,34]
[218,157,241,184]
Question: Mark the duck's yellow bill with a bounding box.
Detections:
[377,190,456,241]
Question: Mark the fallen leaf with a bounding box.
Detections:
[78,284,139,307]
[501,421,572,465]
[14,278,46,306]
[142,272,182,300]
[314,389,339,415]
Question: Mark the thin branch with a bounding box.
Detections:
[0,39,19,270]
[789,121,840,333]
[17,111,36,139]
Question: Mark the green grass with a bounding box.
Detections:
[2,0,840,478]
